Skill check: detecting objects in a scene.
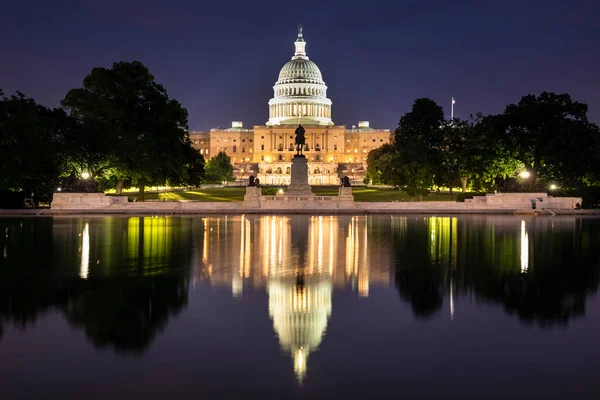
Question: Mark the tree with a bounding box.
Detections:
[440,115,521,194]
[393,98,444,199]
[204,151,234,183]
[0,89,64,200]
[498,92,600,187]
[62,61,197,200]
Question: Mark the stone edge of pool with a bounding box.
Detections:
[2,208,599,216]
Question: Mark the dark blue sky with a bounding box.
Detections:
[1,0,599,130]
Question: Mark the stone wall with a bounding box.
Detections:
[51,193,128,209]
[468,193,582,209]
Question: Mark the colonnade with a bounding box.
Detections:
[270,103,331,119]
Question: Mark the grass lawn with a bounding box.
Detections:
[124,186,457,202]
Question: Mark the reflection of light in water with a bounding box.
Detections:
[344,217,369,297]
[521,220,529,273]
[428,217,457,266]
[449,278,454,320]
[268,276,332,383]
[202,218,209,264]
[80,223,90,279]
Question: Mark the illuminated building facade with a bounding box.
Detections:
[189,27,392,185]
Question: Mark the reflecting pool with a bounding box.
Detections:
[1,215,600,399]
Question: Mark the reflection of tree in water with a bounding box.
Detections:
[393,216,600,326]
[0,216,193,353]
[64,276,188,354]
[0,276,189,354]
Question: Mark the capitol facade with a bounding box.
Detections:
[189,26,392,185]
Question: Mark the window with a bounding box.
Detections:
[279,136,283,139]
[278,144,283,151]
[334,144,338,151]
[290,136,293,139]
[242,139,245,142]
[380,139,383,142]
[261,136,265,139]
[250,139,253,142]
[261,144,265,150]
[233,145,237,153]
[373,139,376,142]
[289,144,294,151]
[261,155,265,161]
[278,155,283,161]
[315,143,320,151]
[242,147,246,153]
[334,136,337,139]
[233,139,236,142]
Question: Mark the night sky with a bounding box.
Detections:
[1,0,599,131]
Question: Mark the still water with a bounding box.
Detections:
[1,215,600,399]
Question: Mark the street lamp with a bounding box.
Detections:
[81,172,90,179]
[520,171,530,179]
[550,184,557,190]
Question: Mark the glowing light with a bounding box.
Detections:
[450,279,455,320]
[57,187,62,192]
[519,171,530,179]
[278,189,284,194]
[520,220,529,273]
[81,172,90,179]
[550,184,557,190]
[80,223,90,279]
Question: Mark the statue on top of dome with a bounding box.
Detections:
[295,124,306,156]
[297,25,303,41]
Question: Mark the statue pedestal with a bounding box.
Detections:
[286,155,315,197]
[338,187,354,202]
[244,186,262,208]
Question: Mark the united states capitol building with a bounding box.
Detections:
[189,26,392,185]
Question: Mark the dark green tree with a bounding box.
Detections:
[497,92,600,187]
[393,98,444,199]
[204,151,235,183]
[0,89,64,200]
[62,61,198,200]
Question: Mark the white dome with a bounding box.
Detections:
[267,26,333,126]
[277,59,324,85]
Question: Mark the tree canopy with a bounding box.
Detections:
[0,89,64,200]
[61,61,203,199]
[496,92,600,187]
[204,151,235,183]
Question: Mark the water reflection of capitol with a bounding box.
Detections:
[192,215,391,380]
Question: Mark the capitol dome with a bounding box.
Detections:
[277,59,324,84]
[267,26,333,126]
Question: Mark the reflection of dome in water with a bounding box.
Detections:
[268,275,332,381]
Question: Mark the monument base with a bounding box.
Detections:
[286,155,315,197]
[243,186,262,208]
[338,187,354,202]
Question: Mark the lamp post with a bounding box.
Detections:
[451,97,455,120]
